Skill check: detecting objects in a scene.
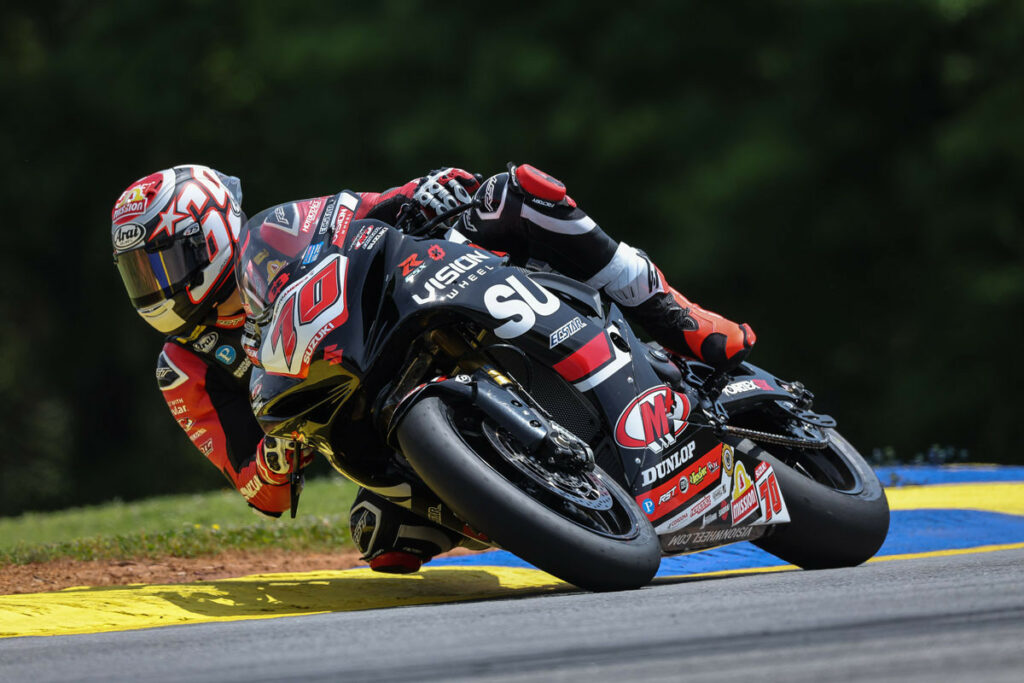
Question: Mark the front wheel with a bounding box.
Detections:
[750,429,890,568]
[395,397,661,591]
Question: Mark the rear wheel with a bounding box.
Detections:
[396,397,661,591]
[746,428,890,568]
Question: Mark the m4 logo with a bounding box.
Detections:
[483,275,559,339]
[614,386,690,453]
[262,254,349,378]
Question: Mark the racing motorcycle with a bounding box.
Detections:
[240,195,890,592]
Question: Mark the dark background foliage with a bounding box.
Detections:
[2,0,1021,516]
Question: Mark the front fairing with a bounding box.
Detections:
[247,223,511,442]
[244,218,796,552]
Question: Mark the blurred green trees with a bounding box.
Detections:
[1,0,1021,515]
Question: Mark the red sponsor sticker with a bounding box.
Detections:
[614,386,690,451]
[300,198,324,233]
[332,207,353,247]
[399,253,424,277]
[323,343,344,365]
[637,445,722,521]
[112,172,163,224]
[731,486,759,524]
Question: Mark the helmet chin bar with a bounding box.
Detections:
[138,299,189,334]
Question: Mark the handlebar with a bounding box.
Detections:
[405,200,482,236]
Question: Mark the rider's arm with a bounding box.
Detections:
[354,169,481,225]
[156,342,293,516]
[353,179,420,223]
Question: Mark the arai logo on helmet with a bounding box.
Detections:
[613,385,690,454]
[113,224,145,251]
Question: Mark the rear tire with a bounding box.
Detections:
[751,429,890,568]
[396,397,661,591]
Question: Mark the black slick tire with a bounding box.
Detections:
[396,397,661,591]
[752,429,890,568]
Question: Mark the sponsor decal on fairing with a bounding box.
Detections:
[483,274,560,339]
[351,226,386,251]
[411,251,493,305]
[730,461,759,524]
[332,208,353,247]
[323,344,343,365]
[614,386,690,453]
[658,467,733,533]
[549,316,585,348]
[318,196,338,235]
[399,253,424,278]
[637,445,722,521]
[261,253,349,378]
[301,242,323,266]
[268,272,290,301]
[664,525,761,549]
[722,379,774,396]
[722,444,735,475]
[640,440,696,486]
[266,260,286,280]
[300,198,323,234]
[750,461,790,526]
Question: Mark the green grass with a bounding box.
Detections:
[0,477,359,566]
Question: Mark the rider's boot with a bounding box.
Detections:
[587,243,756,371]
[349,488,463,574]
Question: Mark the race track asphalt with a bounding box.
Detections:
[2,546,1022,683]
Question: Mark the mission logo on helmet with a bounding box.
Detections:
[112,173,163,224]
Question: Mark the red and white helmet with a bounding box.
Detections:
[111,164,244,334]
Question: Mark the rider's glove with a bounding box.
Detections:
[411,168,481,221]
[254,436,315,487]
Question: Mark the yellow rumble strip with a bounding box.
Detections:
[0,566,570,638]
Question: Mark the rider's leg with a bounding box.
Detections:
[349,488,463,574]
[458,164,755,370]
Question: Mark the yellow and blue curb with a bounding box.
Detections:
[2,465,1023,639]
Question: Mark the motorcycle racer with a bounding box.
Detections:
[111,162,754,574]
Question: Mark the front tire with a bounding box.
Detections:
[396,397,661,591]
